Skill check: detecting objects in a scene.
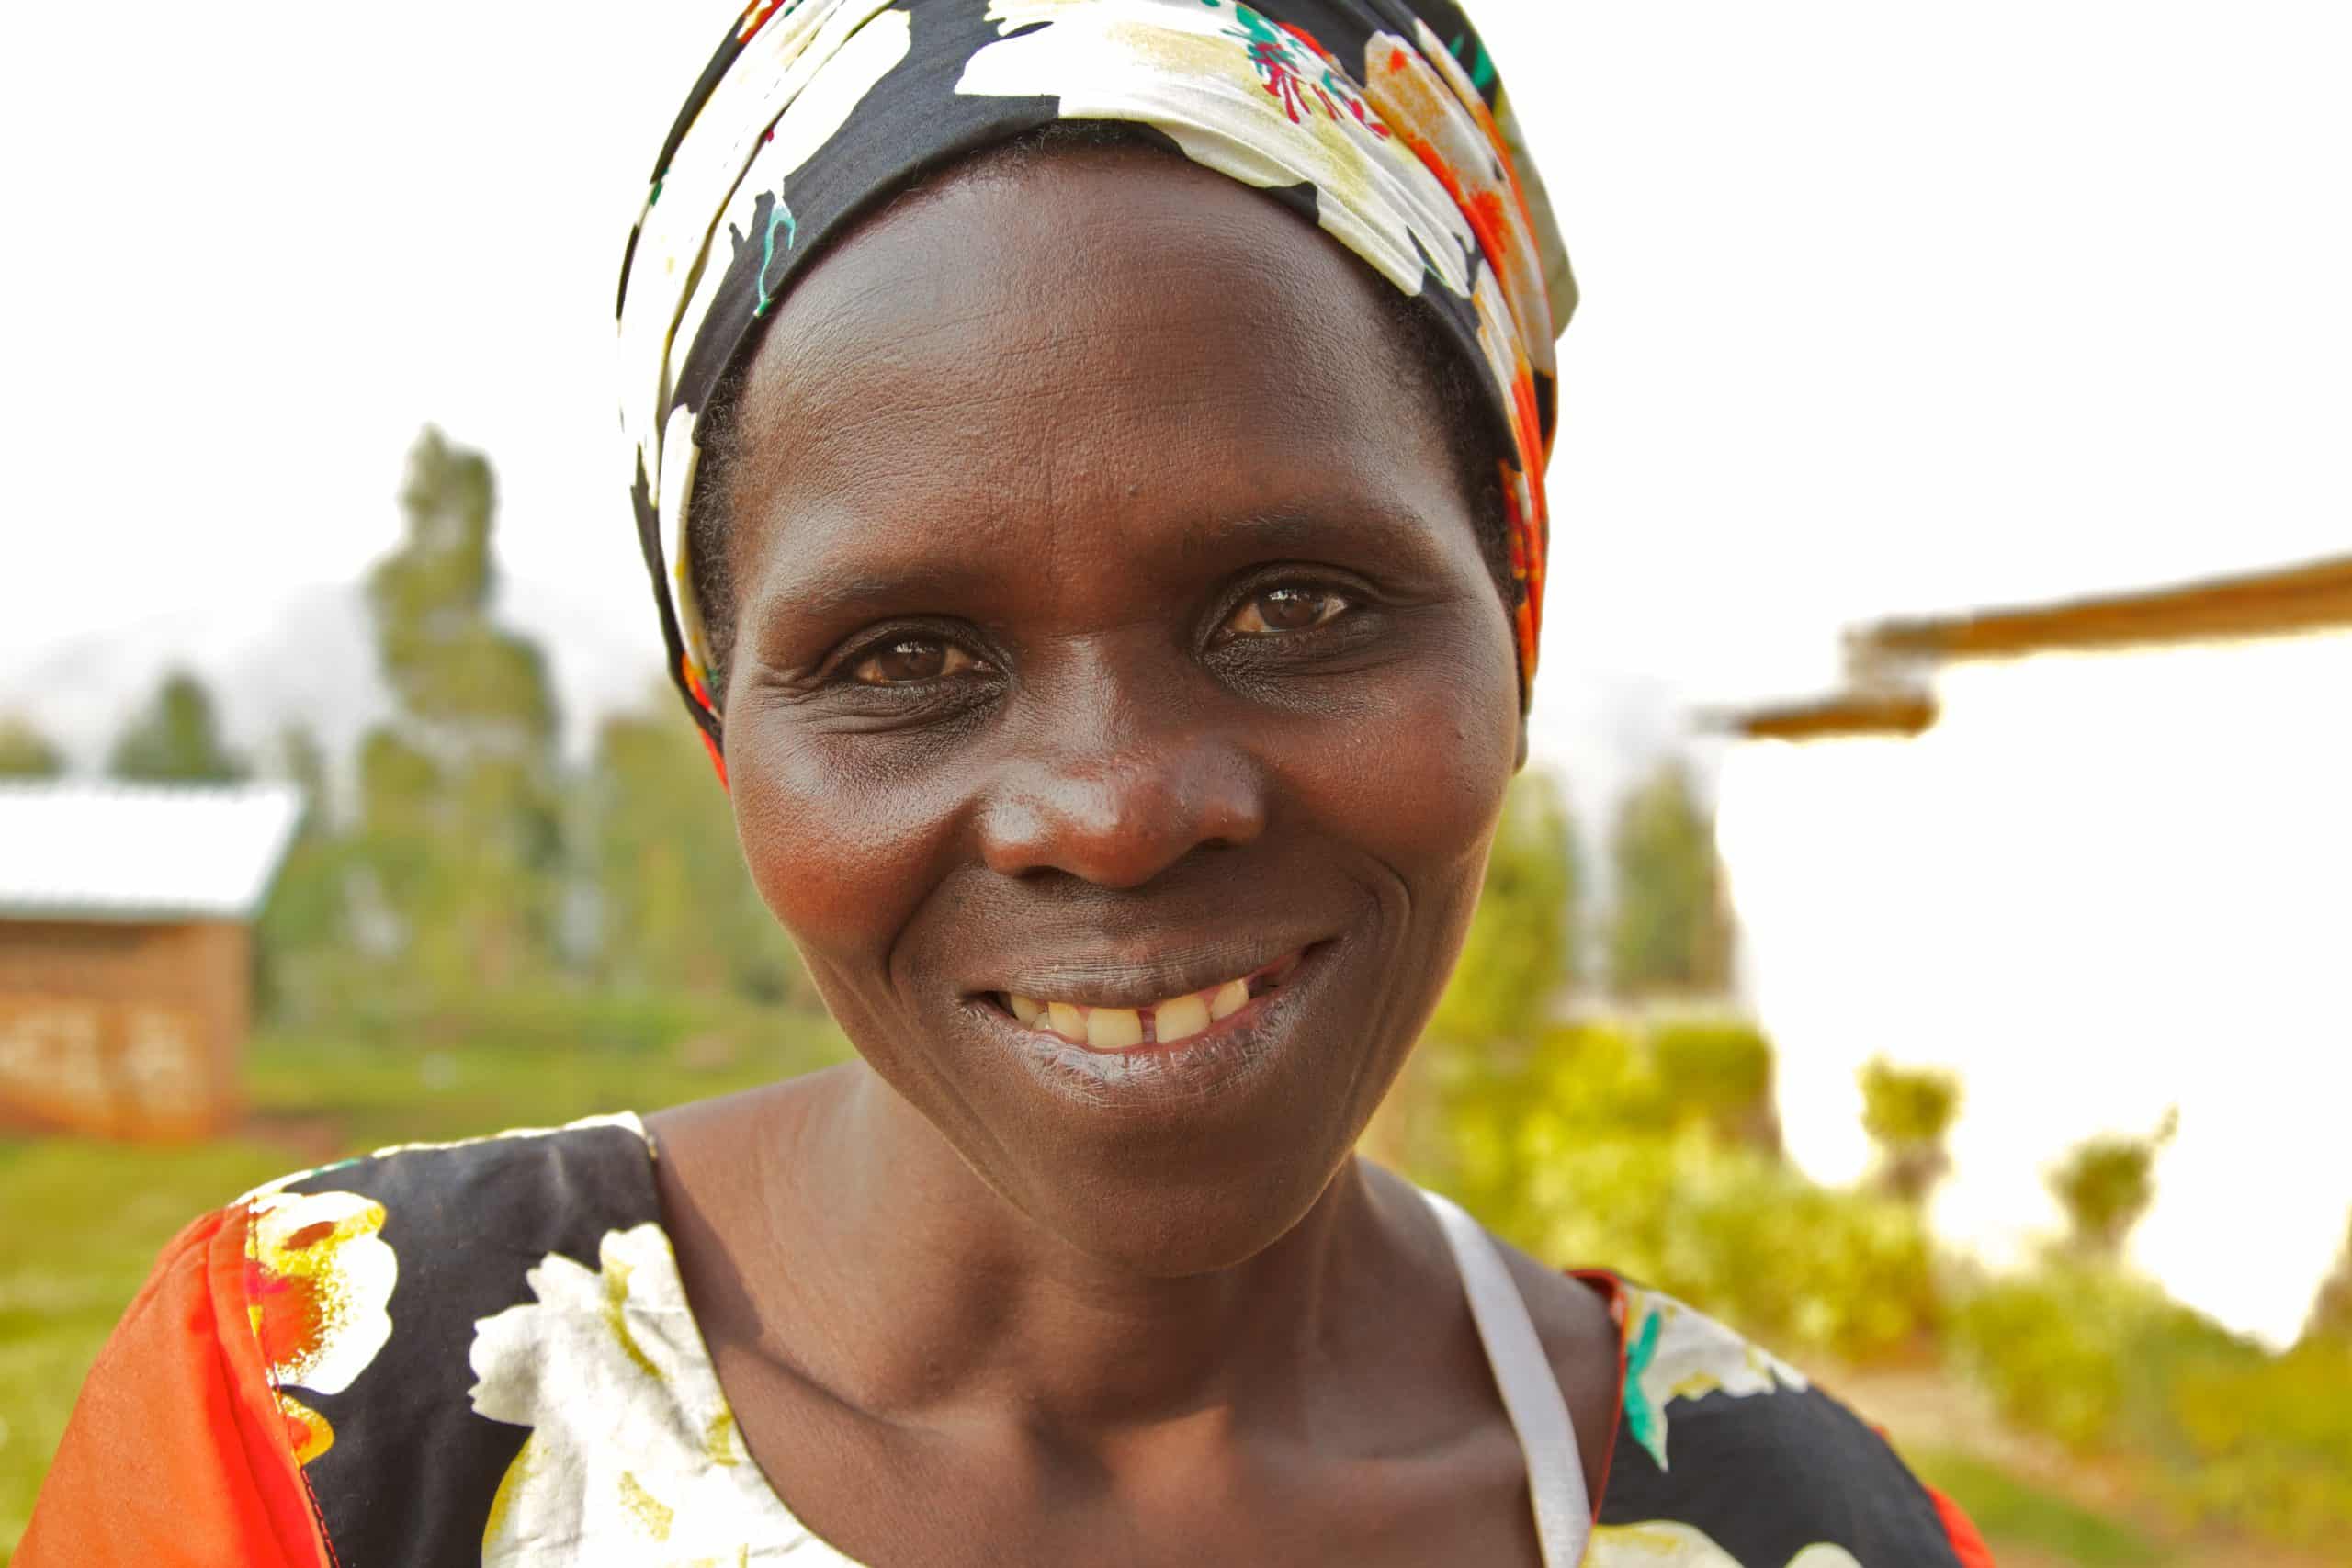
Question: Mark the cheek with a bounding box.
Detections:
[723,717,955,985]
[1295,610,1521,931]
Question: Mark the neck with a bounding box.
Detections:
[762,1065,1418,1438]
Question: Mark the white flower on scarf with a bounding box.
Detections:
[957,0,1479,302]
[469,1224,849,1565]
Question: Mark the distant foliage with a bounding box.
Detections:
[1952,1261,2352,1546]
[1651,1016,1781,1154]
[1420,1018,1932,1364]
[1951,1264,2144,1448]
[2051,1109,2177,1259]
[351,427,566,1009]
[1430,769,1583,1046]
[1605,756,1734,999]
[107,669,247,784]
[0,715,65,779]
[254,723,354,1020]
[2301,1213,2352,1348]
[369,428,558,760]
[1860,1058,1962,1205]
[591,694,810,1009]
[251,426,811,1043]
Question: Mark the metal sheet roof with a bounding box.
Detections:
[0,781,305,922]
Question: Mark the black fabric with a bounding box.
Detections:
[284,1123,662,1567]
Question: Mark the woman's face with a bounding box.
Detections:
[718,149,1522,1274]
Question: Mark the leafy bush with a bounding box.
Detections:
[1649,1018,1780,1154]
[1429,771,1582,1047]
[2303,1213,2352,1346]
[1418,1021,1935,1364]
[1950,1262,2352,1547]
[2050,1111,2177,1259]
[1858,1057,1960,1205]
[1948,1264,2143,1449]
[2166,1337,2352,1544]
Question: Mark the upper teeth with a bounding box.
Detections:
[1007,976,1253,1051]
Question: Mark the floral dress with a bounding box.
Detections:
[22,1114,1992,1565]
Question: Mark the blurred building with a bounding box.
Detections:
[0,781,301,1140]
[1706,553,2352,1347]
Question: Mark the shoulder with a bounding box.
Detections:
[1588,1280,1993,1566]
[240,1107,659,1224]
[21,1208,330,1566]
[233,1112,670,1565]
[1493,1238,1625,1483]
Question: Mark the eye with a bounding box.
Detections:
[849,636,978,685]
[1224,584,1351,637]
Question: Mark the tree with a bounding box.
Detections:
[1860,1058,1962,1206]
[1653,1017,1782,1156]
[1605,756,1734,999]
[1366,771,1583,1168]
[590,689,808,1006]
[0,715,65,778]
[1430,769,1585,1046]
[254,723,351,1024]
[2304,1213,2352,1347]
[353,427,565,1004]
[368,427,559,762]
[107,669,247,784]
[2051,1108,2177,1260]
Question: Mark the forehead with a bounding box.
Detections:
[718,147,1462,586]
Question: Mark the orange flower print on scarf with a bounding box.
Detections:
[245,1189,397,1464]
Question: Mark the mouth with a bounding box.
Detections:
[983,947,1315,1055]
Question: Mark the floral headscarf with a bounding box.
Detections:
[617,0,1573,770]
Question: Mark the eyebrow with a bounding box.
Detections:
[1170,502,1434,561]
[786,564,983,621]
[758,496,1446,629]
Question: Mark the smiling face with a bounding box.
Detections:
[711,146,1523,1275]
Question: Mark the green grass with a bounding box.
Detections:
[241,1014,846,1152]
[0,1015,845,1559]
[0,1136,296,1557]
[1909,1444,2172,1566]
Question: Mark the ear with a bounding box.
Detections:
[1513,711,1531,773]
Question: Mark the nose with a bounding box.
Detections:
[977,718,1269,889]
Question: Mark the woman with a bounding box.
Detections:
[27,2,1991,1563]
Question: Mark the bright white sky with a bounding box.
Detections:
[3,2,2347,783]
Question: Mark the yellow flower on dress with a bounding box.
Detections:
[244,1189,397,1464]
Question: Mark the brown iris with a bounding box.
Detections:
[1227,585,1347,637]
[853,637,974,685]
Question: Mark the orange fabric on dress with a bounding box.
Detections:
[1928,1483,2000,1568]
[17,1206,331,1568]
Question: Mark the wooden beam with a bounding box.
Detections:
[1863,553,2352,662]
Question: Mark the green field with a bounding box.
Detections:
[1907,1446,2172,1566]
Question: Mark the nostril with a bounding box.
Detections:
[976,740,1268,886]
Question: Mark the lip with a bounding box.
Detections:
[961,940,1338,1106]
[970,935,1324,1013]
[984,947,1309,1055]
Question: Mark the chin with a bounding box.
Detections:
[910,935,1418,1272]
[1005,1123,1358,1278]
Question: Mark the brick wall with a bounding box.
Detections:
[0,919,249,1140]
